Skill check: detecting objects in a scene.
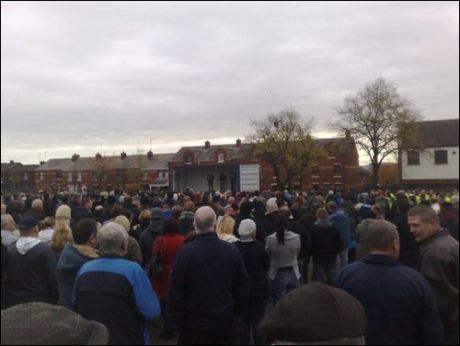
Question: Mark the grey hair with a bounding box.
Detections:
[194,206,217,233]
[366,220,398,251]
[1,214,14,229]
[97,222,128,257]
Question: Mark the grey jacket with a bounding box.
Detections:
[265,231,301,280]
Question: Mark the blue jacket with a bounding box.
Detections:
[335,254,443,345]
[73,257,160,345]
[329,209,351,248]
[169,232,249,332]
[56,243,97,309]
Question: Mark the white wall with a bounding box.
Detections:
[401,146,459,180]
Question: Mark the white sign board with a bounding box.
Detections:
[239,164,260,192]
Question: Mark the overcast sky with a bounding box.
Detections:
[2,1,459,165]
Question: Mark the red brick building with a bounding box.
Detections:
[1,161,38,193]
[34,151,173,194]
[169,137,362,192]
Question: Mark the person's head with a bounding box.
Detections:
[1,214,16,231]
[114,215,130,232]
[31,199,43,212]
[238,219,257,240]
[216,215,236,237]
[81,197,93,209]
[194,206,217,233]
[1,203,6,215]
[259,282,366,345]
[97,222,128,257]
[316,208,329,220]
[183,200,195,212]
[55,205,71,224]
[275,213,289,245]
[365,220,400,259]
[171,205,183,219]
[326,201,337,213]
[163,218,179,235]
[408,205,441,242]
[41,217,55,230]
[72,218,98,248]
[396,198,410,214]
[18,216,40,237]
[51,222,73,252]
[111,205,124,219]
[266,197,279,215]
[1,302,109,345]
[138,209,151,226]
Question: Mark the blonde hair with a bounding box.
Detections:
[41,217,55,229]
[216,215,236,239]
[1,203,6,215]
[51,221,73,252]
[114,215,130,232]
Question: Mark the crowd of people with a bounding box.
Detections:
[1,186,459,345]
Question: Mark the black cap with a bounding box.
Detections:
[18,216,39,230]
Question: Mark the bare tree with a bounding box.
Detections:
[332,78,421,188]
[248,108,325,190]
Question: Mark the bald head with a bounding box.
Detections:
[194,206,217,233]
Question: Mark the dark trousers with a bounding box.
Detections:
[178,323,238,345]
[160,300,174,332]
[238,299,267,345]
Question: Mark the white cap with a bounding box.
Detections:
[238,219,257,239]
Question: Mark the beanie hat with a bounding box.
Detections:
[1,302,109,345]
[238,219,257,239]
[259,282,366,343]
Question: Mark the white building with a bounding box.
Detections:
[399,119,459,188]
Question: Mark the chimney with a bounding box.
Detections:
[120,151,127,160]
[39,161,45,165]
[147,150,154,160]
[236,138,242,147]
[95,152,102,161]
[9,160,14,164]
[345,129,351,139]
[71,153,80,162]
[205,140,211,150]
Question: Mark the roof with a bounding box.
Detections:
[35,153,175,172]
[172,143,256,163]
[415,119,459,148]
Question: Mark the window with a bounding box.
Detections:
[39,172,43,181]
[311,165,319,176]
[143,172,148,180]
[407,151,420,165]
[77,172,82,181]
[435,150,448,165]
[218,152,224,163]
[68,172,72,182]
[24,172,28,181]
[333,164,342,176]
[185,153,193,164]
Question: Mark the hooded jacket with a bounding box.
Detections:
[7,237,58,305]
[310,219,342,264]
[56,243,98,308]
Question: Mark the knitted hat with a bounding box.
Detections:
[238,219,257,239]
[259,282,366,343]
[1,302,109,345]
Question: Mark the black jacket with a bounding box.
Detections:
[169,232,249,331]
[390,213,419,268]
[235,240,270,301]
[7,241,58,305]
[310,220,342,264]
